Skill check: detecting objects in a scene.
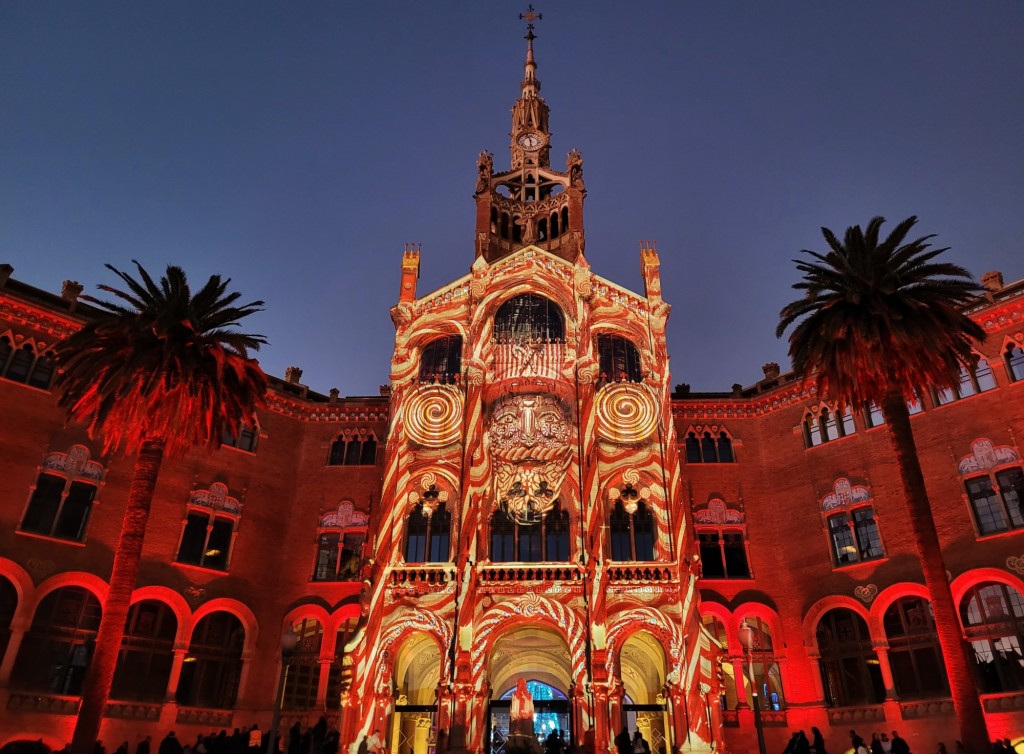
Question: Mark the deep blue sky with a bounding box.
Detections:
[3,3,1023,396]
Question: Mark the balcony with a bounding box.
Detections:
[982,691,1024,713]
[478,563,583,582]
[390,564,456,586]
[176,706,234,726]
[6,692,80,715]
[899,698,954,719]
[827,705,886,725]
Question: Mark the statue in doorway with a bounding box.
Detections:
[510,678,535,730]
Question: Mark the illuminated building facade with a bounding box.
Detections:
[2,17,1024,754]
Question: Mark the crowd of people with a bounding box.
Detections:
[777,727,1021,754]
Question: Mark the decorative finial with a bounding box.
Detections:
[519,4,542,38]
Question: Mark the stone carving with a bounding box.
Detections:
[489,393,572,523]
[190,483,241,515]
[42,444,104,481]
[1006,555,1024,576]
[320,501,369,528]
[693,499,744,525]
[821,478,871,512]
[958,438,1019,474]
[183,586,207,606]
[854,584,878,603]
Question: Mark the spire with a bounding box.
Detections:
[520,5,541,98]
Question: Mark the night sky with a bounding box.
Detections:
[3,2,1023,396]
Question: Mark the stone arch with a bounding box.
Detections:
[951,567,1024,605]
[802,594,873,653]
[0,557,34,624]
[190,597,259,654]
[130,585,192,647]
[868,582,931,641]
[733,603,785,650]
[378,607,453,687]
[472,595,586,691]
[30,571,108,613]
[606,607,681,680]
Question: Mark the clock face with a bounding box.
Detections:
[516,131,545,151]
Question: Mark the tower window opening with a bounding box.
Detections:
[609,499,655,562]
[550,212,559,238]
[490,208,498,234]
[501,213,510,240]
[419,336,462,384]
[490,504,569,563]
[538,217,547,242]
[494,294,565,343]
[513,219,522,244]
[561,206,568,231]
[596,334,643,383]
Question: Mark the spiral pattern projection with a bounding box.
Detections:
[595,383,659,443]
[404,385,464,447]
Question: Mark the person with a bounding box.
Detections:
[631,732,650,754]
[794,732,810,754]
[247,726,262,754]
[288,725,302,754]
[546,731,564,754]
[956,743,966,754]
[852,737,869,754]
[890,732,911,754]
[312,719,328,754]
[880,734,892,754]
[159,734,184,754]
[115,744,129,754]
[872,734,885,754]
[435,729,447,754]
[995,742,1008,754]
[1004,741,1015,754]
[365,731,384,754]
[783,733,800,754]
[614,729,631,754]
[937,745,949,754]
[811,727,827,754]
[138,740,152,754]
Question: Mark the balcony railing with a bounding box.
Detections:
[899,698,954,719]
[390,564,457,586]
[982,691,1024,713]
[607,565,675,582]
[6,692,80,715]
[478,563,583,582]
[176,706,234,726]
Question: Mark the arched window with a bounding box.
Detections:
[404,503,451,564]
[27,351,55,389]
[738,617,785,711]
[883,597,948,699]
[684,428,736,463]
[702,616,738,710]
[5,344,35,383]
[20,447,103,542]
[936,357,998,404]
[804,406,855,448]
[960,582,1024,693]
[326,617,359,711]
[314,503,368,582]
[283,617,324,710]
[176,483,240,572]
[327,430,378,466]
[561,206,568,231]
[596,334,643,383]
[489,504,569,562]
[176,611,245,709]
[550,211,559,238]
[494,294,564,343]
[816,608,884,707]
[1006,344,1024,383]
[110,600,177,701]
[609,499,655,562]
[419,336,462,384]
[0,576,16,662]
[12,586,101,695]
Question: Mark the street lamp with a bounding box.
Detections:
[268,625,300,754]
[737,620,767,754]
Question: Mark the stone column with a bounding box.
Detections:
[0,617,29,685]
[414,715,432,754]
[730,656,750,709]
[874,646,899,701]
[165,647,189,700]
[390,695,407,754]
[317,657,333,709]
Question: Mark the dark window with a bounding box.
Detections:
[1007,345,1024,383]
[685,433,701,464]
[816,608,884,707]
[494,294,564,343]
[314,531,365,582]
[221,424,258,452]
[5,345,35,383]
[490,504,569,562]
[684,431,736,463]
[328,434,377,466]
[966,470,1024,535]
[0,337,10,372]
[110,600,177,701]
[596,335,643,383]
[176,612,244,709]
[27,352,55,389]
[827,507,883,566]
[698,531,750,579]
[718,433,734,463]
[21,473,96,542]
[700,433,717,463]
[723,532,750,578]
[404,503,450,564]
[283,618,323,711]
[883,597,948,699]
[609,500,655,562]
[960,582,1024,693]
[176,512,235,571]
[698,532,724,578]
[805,407,855,448]
[12,586,101,695]
[0,577,16,662]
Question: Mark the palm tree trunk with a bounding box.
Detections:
[880,390,989,753]
[71,438,165,754]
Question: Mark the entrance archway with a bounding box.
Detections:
[392,634,442,754]
[487,626,573,754]
[619,631,669,754]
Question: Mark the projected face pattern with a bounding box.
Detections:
[489,394,572,523]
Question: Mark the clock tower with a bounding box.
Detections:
[474,7,587,264]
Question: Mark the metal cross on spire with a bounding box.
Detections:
[519,4,542,39]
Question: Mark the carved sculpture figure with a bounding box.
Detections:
[510,678,535,729]
[476,150,494,194]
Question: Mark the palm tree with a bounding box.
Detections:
[55,262,267,754]
[777,216,989,753]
